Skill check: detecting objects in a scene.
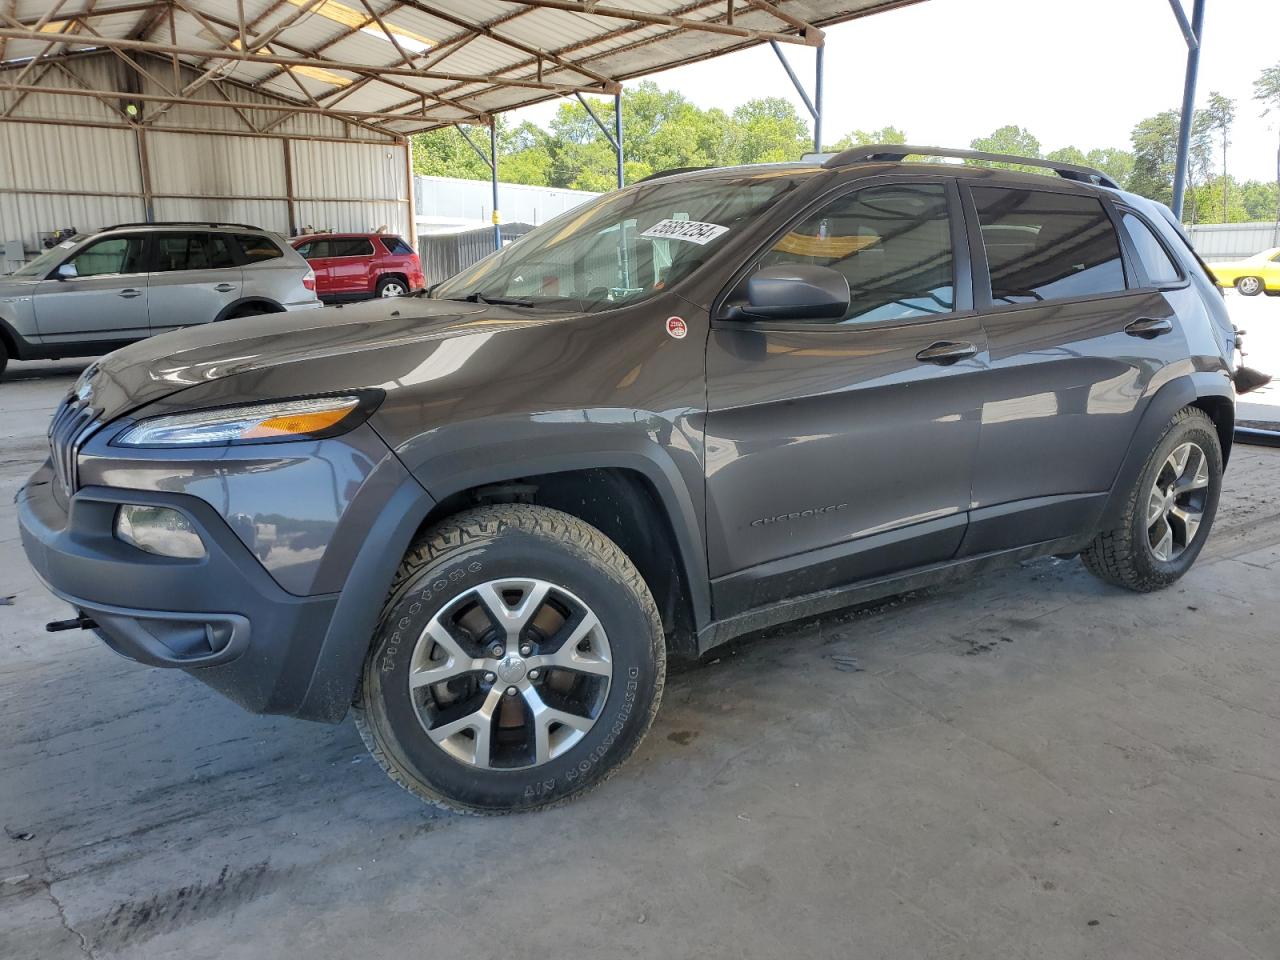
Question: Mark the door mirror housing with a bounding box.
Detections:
[54,262,78,280]
[722,264,850,322]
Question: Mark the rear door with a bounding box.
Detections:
[704,179,987,616]
[960,183,1186,553]
[31,234,149,343]
[146,232,243,333]
[328,236,377,295]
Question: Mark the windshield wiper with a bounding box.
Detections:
[443,291,537,307]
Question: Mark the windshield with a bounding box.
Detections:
[10,237,84,279]
[432,172,806,312]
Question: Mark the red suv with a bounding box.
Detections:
[289,232,424,301]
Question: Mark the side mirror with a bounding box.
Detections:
[54,262,78,280]
[722,264,850,322]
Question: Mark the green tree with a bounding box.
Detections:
[1254,63,1280,230]
[1204,91,1236,221]
[731,97,809,163]
[969,125,1043,174]
[824,125,907,150]
[1129,108,1213,219]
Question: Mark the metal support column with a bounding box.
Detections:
[770,39,824,154]
[813,44,824,153]
[455,123,501,251]
[1170,0,1205,220]
[575,91,624,189]
[490,121,500,251]
[615,90,624,188]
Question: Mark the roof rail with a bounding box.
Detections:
[105,221,264,230]
[816,144,1120,189]
[636,166,710,183]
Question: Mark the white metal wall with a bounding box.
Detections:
[1185,222,1280,259]
[414,175,598,233]
[0,54,412,272]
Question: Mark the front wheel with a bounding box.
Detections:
[354,504,665,814]
[1081,407,1222,592]
[1235,276,1263,296]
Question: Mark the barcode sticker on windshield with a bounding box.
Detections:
[640,219,729,245]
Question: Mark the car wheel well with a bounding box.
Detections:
[376,273,409,292]
[418,468,697,658]
[223,299,284,320]
[1191,395,1233,466]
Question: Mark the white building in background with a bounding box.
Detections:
[414,175,598,235]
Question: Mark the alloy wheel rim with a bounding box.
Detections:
[1240,277,1261,295]
[1146,441,1209,562]
[381,282,406,297]
[408,578,613,769]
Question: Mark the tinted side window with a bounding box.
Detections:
[971,187,1125,305]
[236,234,283,263]
[1120,213,1181,285]
[332,237,374,257]
[153,233,234,272]
[759,183,955,324]
[69,236,144,277]
[381,236,413,255]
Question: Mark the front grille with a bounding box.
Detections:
[48,397,100,502]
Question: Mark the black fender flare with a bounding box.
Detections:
[415,442,712,639]
[1096,372,1233,530]
[213,297,285,322]
[295,467,437,722]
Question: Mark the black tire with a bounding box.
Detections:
[354,504,666,814]
[1081,407,1222,592]
[0,338,8,379]
[1235,276,1264,297]
[375,275,408,298]
[225,306,269,320]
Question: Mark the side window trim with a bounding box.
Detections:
[960,181,1135,315]
[710,175,974,332]
[1113,205,1188,290]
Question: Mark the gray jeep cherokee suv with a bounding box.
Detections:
[19,146,1241,813]
[0,222,320,377]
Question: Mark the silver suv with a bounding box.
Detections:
[0,222,321,377]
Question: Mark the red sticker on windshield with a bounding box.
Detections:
[666,316,688,340]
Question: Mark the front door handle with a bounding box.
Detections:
[214,283,236,292]
[1124,317,1174,339]
[117,288,142,299]
[916,340,978,365]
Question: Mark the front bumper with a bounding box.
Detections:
[18,460,340,716]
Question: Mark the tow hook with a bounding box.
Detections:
[46,614,97,632]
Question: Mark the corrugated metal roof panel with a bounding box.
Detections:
[3,1,923,133]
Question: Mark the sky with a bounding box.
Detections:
[513,0,1280,183]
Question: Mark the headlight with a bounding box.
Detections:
[115,505,206,558]
[114,393,379,447]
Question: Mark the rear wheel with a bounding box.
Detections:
[354,504,665,814]
[376,276,408,298]
[0,338,8,378]
[1081,407,1222,591]
[1235,276,1263,296]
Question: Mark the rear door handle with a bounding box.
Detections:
[916,340,978,365]
[117,288,142,299]
[214,283,236,292]
[1124,317,1174,339]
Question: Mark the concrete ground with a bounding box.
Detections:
[2,295,1279,960]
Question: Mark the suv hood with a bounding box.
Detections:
[81,297,548,421]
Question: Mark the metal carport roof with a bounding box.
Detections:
[0,1,924,136]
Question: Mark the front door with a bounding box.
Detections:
[32,234,150,344]
[147,232,244,333]
[705,180,987,617]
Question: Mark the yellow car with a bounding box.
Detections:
[1208,247,1280,296]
